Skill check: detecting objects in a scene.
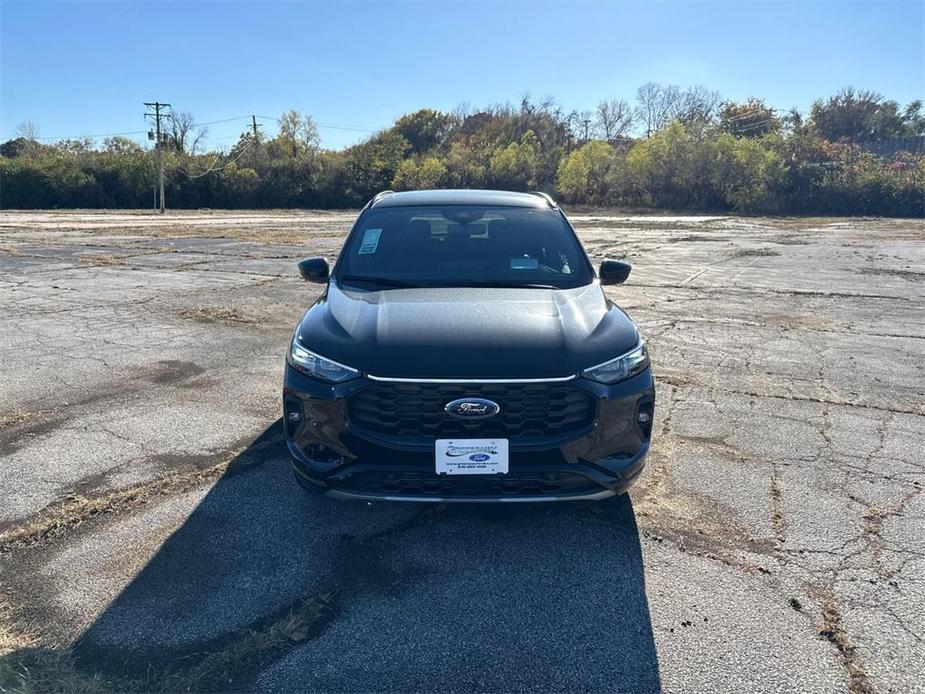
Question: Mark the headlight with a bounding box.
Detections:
[287,336,359,383]
[583,341,649,384]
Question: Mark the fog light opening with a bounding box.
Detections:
[283,397,303,436]
[635,399,655,439]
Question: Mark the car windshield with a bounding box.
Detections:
[336,205,593,290]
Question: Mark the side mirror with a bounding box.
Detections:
[298,257,330,284]
[599,259,632,285]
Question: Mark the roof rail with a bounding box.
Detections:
[364,190,396,209]
[531,191,557,209]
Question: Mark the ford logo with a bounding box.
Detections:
[469,453,490,462]
[445,398,500,419]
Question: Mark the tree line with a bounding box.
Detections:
[1,86,923,216]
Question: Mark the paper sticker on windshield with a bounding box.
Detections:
[358,228,382,255]
[511,257,538,270]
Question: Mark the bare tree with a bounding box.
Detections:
[576,109,594,142]
[14,121,39,140]
[451,101,472,123]
[595,99,634,142]
[277,110,320,157]
[169,111,208,155]
[635,82,682,137]
[675,86,723,127]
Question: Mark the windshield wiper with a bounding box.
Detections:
[339,275,421,289]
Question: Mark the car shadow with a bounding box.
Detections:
[66,419,661,692]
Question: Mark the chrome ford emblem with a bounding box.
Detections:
[445,398,500,419]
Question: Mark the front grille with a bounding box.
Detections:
[346,381,596,442]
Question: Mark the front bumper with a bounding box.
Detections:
[283,367,655,503]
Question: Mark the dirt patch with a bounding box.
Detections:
[78,254,123,266]
[858,267,925,281]
[769,236,812,246]
[179,306,255,324]
[0,415,68,459]
[732,248,781,258]
[143,360,206,385]
[666,234,729,243]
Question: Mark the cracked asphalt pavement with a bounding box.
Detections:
[0,210,922,692]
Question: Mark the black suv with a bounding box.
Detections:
[284,190,654,502]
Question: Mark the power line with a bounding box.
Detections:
[18,115,254,142]
[176,135,256,179]
[14,113,379,144]
[722,107,777,123]
[317,123,378,133]
[736,120,775,133]
[178,150,225,179]
[27,128,150,141]
[190,115,254,127]
[253,115,378,133]
[200,133,252,144]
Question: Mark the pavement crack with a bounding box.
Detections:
[0,433,285,554]
[769,462,786,551]
[818,592,874,694]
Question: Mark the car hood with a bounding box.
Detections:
[296,282,639,380]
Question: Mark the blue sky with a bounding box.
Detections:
[2,1,923,150]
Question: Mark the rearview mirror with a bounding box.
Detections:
[298,257,330,284]
[599,259,632,285]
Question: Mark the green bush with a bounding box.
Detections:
[1,98,922,216]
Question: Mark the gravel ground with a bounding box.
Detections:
[0,209,922,693]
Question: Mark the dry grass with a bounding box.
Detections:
[0,644,107,694]
[732,248,781,258]
[0,595,331,693]
[55,222,329,246]
[819,598,872,694]
[163,226,314,245]
[178,306,254,324]
[0,434,282,553]
[0,594,332,694]
[0,603,35,656]
[31,218,341,246]
[0,432,291,692]
[0,410,31,430]
[77,254,122,267]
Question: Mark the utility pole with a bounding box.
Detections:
[144,101,171,213]
[251,115,261,141]
[582,118,592,143]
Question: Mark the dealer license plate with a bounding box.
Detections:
[435,439,509,475]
